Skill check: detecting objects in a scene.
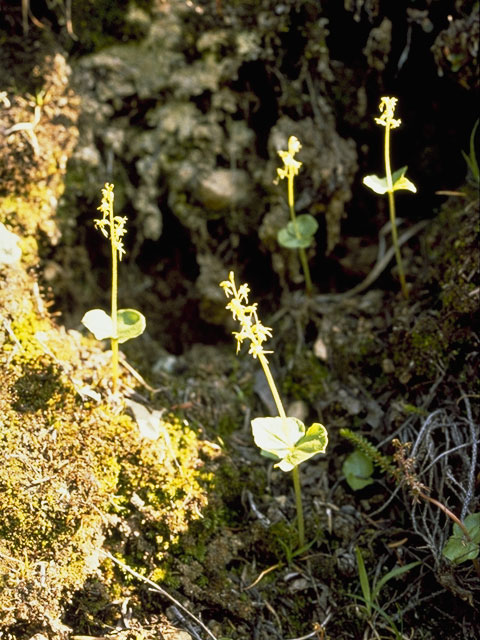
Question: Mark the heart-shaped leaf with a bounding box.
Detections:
[363,166,417,195]
[252,416,304,461]
[251,417,328,472]
[81,309,113,341]
[117,308,146,344]
[81,308,146,343]
[278,214,318,249]
[277,422,328,472]
[342,449,374,490]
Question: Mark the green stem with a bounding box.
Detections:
[288,174,313,296]
[292,465,305,548]
[110,214,119,394]
[298,248,313,296]
[385,123,408,299]
[258,353,286,419]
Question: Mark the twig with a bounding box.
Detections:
[314,219,428,301]
[102,551,218,640]
[458,391,478,520]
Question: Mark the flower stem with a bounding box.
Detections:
[258,352,286,419]
[110,204,119,393]
[288,174,313,296]
[292,465,305,548]
[385,120,408,299]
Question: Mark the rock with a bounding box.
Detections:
[286,400,309,422]
[0,222,21,264]
[195,169,250,211]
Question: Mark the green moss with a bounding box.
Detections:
[0,261,220,633]
[283,347,329,401]
[389,189,478,388]
[71,0,153,53]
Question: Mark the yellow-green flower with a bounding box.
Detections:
[374,96,401,129]
[220,271,273,360]
[276,135,303,182]
[94,183,128,261]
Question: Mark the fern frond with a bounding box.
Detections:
[339,429,396,476]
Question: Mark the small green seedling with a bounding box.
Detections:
[220,271,328,547]
[442,512,480,564]
[82,183,146,394]
[353,546,420,640]
[363,97,417,299]
[275,136,318,295]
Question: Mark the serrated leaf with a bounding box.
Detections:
[342,449,374,490]
[278,214,318,249]
[117,308,146,344]
[363,166,417,194]
[442,512,480,564]
[251,416,305,461]
[81,309,113,341]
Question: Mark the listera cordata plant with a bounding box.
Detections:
[363,97,417,299]
[82,183,146,394]
[275,136,318,296]
[220,271,328,547]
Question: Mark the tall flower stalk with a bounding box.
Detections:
[220,272,328,547]
[364,97,417,299]
[82,183,146,396]
[94,184,127,393]
[276,136,317,296]
[377,98,407,298]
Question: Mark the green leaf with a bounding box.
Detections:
[371,561,421,602]
[278,214,318,249]
[251,417,304,461]
[251,417,328,473]
[81,309,113,341]
[363,166,417,194]
[343,449,374,490]
[117,308,146,344]
[442,512,480,564]
[355,547,372,616]
[277,422,328,472]
[462,118,479,183]
[81,308,146,344]
[391,166,417,193]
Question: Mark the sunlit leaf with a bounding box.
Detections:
[363,166,416,194]
[277,423,328,472]
[252,418,328,472]
[81,308,146,343]
[251,416,305,461]
[81,309,113,341]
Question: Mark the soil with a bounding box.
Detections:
[0,2,479,639]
